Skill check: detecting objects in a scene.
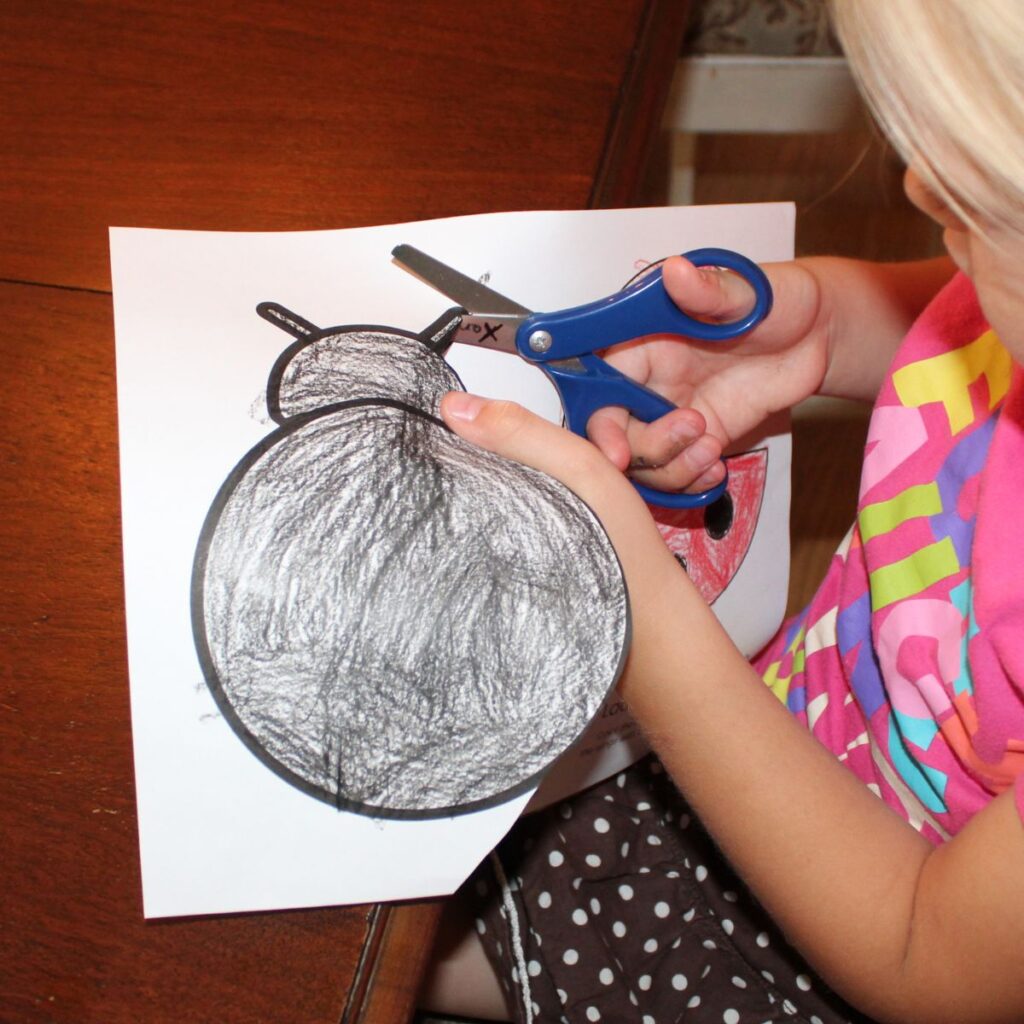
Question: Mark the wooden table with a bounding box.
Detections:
[0,3,689,1021]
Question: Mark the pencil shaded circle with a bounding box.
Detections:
[269,327,463,422]
[193,401,629,817]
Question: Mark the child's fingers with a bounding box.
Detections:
[662,254,758,324]
[589,406,721,494]
[629,431,724,493]
[621,407,704,470]
[585,406,633,472]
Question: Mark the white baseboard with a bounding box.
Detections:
[664,55,862,134]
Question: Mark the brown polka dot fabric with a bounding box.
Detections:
[469,756,872,1024]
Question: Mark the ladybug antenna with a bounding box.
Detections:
[420,306,466,355]
[256,302,320,339]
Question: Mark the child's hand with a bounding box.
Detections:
[588,255,829,495]
[440,391,680,586]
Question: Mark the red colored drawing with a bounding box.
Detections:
[650,448,768,604]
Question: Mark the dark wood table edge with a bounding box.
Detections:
[589,0,691,210]
[342,901,442,1023]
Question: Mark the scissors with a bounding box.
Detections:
[391,244,772,509]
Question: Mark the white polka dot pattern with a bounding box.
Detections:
[467,756,859,1024]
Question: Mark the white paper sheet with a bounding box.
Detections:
[110,203,794,918]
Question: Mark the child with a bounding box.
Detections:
[422,2,1024,1021]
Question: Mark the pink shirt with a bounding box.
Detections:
[755,273,1024,842]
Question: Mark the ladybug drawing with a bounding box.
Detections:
[649,448,768,605]
[191,302,631,819]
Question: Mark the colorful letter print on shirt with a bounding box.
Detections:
[756,273,1024,842]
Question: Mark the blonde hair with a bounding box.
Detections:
[830,0,1024,236]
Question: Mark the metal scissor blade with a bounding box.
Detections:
[391,244,534,319]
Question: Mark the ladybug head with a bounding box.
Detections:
[256,302,466,425]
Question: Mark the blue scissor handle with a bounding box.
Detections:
[518,248,772,510]
[515,247,773,362]
[543,353,728,509]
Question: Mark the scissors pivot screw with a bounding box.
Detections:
[527,329,552,354]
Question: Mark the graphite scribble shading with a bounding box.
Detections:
[192,303,630,819]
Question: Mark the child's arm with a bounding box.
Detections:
[611,522,1024,1024]
[441,393,1024,1024]
[809,254,957,400]
[590,254,955,496]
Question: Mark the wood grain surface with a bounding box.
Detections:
[1,0,668,293]
[0,2,690,1021]
[1,282,380,1023]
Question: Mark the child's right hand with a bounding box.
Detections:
[587,255,831,495]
